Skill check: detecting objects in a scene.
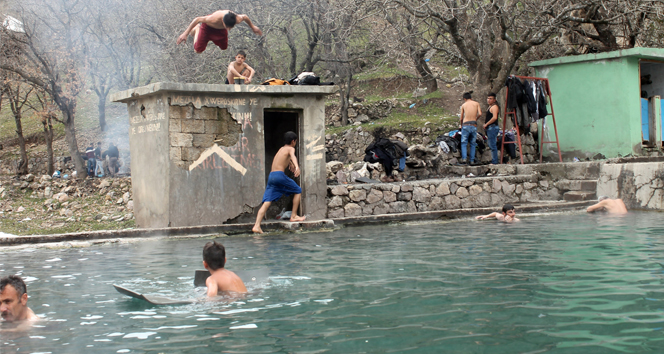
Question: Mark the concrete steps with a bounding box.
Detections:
[555,178,598,201]
[563,190,597,201]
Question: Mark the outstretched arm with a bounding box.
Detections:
[476,212,499,220]
[178,16,205,44]
[586,200,607,213]
[237,14,262,36]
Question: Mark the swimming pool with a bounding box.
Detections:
[2,211,664,353]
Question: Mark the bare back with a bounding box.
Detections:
[206,268,247,296]
[460,100,481,123]
[587,198,628,215]
[202,10,230,29]
[271,145,295,172]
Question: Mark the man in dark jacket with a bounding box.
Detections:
[103,143,120,177]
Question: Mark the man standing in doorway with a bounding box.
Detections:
[458,92,482,165]
[177,10,262,53]
[483,93,501,165]
[252,131,306,234]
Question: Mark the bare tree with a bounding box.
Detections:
[3,76,33,175]
[561,0,663,53]
[384,12,437,92]
[0,0,88,178]
[389,0,594,100]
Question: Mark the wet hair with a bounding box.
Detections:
[203,241,226,270]
[502,204,515,213]
[284,131,298,145]
[598,196,609,201]
[237,50,246,58]
[488,92,497,98]
[223,12,237,28]
[0,275,27,298]
[462,91,472,100]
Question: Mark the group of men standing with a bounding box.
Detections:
[85,142,120,178]
[458,92,501,166]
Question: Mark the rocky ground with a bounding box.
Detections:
[0,174,135,236]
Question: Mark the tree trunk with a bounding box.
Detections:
[339,74,352,126]
[62,109,86,178]
[98,93,107,131]
[13,110,28,175]
[43,114,54,175]
[413,49,437,93]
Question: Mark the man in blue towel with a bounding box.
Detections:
[252,131,306,233]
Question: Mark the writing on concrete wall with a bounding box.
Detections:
[171,95,258,109]
[131,112,166,135]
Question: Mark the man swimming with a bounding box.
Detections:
[252,131,306,234]
[1,275,38,324]
[476,204,520,222]
[177,10,262,53]
[586,196,628,215]
[202,241,247,296]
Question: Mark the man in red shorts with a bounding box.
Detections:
[177,10,262,53]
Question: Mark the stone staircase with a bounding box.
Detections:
[555,179,598,201]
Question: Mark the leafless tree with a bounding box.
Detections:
[388,0,597,100]
[561,0,663,53]
[0,0,88,178]
[30,90,56,175]
[3,75,34,175]
[384,11,438,92]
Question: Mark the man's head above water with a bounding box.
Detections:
[502,204,516,217]
[0,275,36,322]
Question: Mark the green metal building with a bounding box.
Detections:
[529,48,664,159]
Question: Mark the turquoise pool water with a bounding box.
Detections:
[2,212,664,353]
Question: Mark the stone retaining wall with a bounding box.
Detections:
[326,126,542,182]
[0,156,75,176]
[597,161,664,209]
[327,174,561,218]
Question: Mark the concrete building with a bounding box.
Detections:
[111,83,335,228]
[530,48,664,159]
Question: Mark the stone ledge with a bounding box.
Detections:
[332,200,595,226]
[0,201,595,247]
[0,220,335,246]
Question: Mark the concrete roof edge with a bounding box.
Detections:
[110,82,338,102]
[529,47,664,67]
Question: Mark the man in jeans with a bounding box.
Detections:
[458,92,482,165]
[483,93,501,164]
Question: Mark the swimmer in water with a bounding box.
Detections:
[1,275,39,329]
[202,241,247,297]
[586,196,628,215]
[475,204,520,222]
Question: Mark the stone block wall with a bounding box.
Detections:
[326,99,397,126]
[597,161,664,209]
[327,174,561,218]
[168,106,241,169]
[325,126,542,183]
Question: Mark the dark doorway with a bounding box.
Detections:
[263,110,301,219]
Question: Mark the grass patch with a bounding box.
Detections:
[354,67,416,81]
[0,217,135,235]
[326,99,458,136]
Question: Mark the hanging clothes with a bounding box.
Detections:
[537,81,548,119]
